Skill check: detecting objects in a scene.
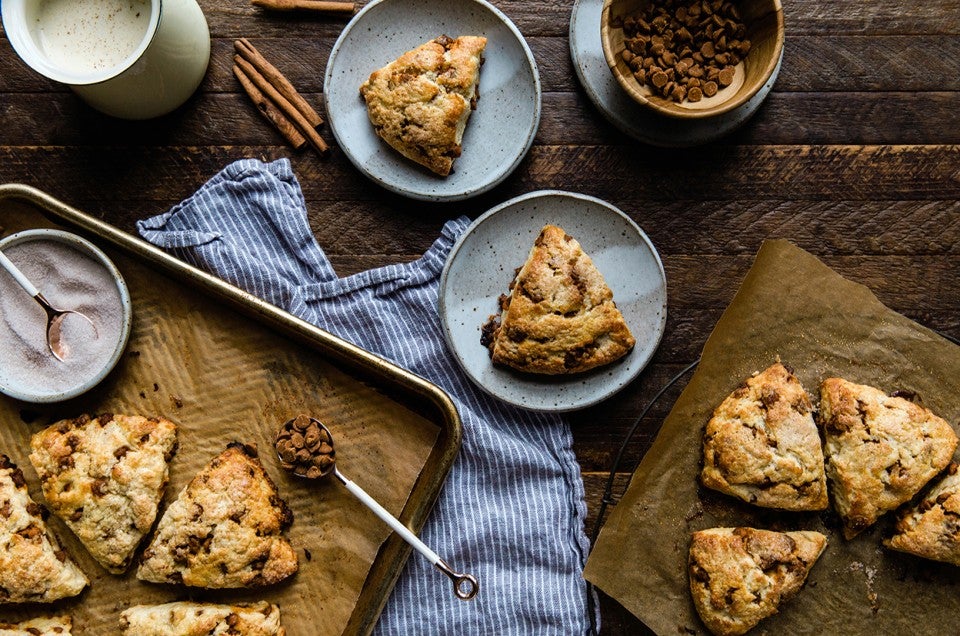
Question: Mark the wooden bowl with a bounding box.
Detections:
[601,0,783,119]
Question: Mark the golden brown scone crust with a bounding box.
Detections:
[0,455,88,603]
[819,377,958,539]
[688,527,827,636]
[29,413,178,574]
[884,462,960,565]
[137,443,297,588]
[483,224,635,375]
[701,362,828,511]
[0,616,72,635]
[120,601,284,636]
[360,35,486,176]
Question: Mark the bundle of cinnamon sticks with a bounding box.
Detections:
[233,38,328,154]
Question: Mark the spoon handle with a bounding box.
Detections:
[333,467,479,600]
[0,249,40,297]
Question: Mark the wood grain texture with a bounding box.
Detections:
[1,0,958,633]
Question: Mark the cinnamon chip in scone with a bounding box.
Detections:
[360,35,486,176]
[481,224,635,375]
[819,377,958,539]
[701,362,828,511]
[0,455,88,603]
[137,443,298,588]
[29,413,178,574]
[120,601,284,636]
[688,527,827,636]
[884,462,960,565]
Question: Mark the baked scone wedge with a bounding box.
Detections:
[688,527,827,636]
[120,601,284,636]
[701,362,828,511]
[359,35,486,176]
[884,462,960,565]
[819,378,959,539]
[0,616,72,635]
[0,455,88,603]
[29,413,178,574]
[481,224,635,374]
[137,442,298,588]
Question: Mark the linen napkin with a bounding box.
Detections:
[137,158,596,635]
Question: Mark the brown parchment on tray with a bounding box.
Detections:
[0,195,449,635]
[584,239,960,635]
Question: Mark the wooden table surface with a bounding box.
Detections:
[1,1,958,633]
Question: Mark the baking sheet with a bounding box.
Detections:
[0,186,461,635]
[584,239,960,634]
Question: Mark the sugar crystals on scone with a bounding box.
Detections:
[701,362,828,511]
[120,601,284,636]
[884,461,960,565]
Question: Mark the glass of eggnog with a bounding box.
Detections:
[2,0,210,119]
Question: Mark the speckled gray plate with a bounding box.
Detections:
[324,0,541,202]
[569,0,782,147]
[439,191,667,412]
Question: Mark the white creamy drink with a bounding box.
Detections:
[34,0,151,75]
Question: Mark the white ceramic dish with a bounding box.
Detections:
[569,0,782,147]
[0,229,132,403]
[324,0,541,202]
[439,190,667,412]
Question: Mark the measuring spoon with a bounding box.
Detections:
[275,415,479,600]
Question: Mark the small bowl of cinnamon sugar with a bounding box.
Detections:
[601,0,784,119]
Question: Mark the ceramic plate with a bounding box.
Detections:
[324,0,541,201]
[439,191,667,412]
[569,0,781,147]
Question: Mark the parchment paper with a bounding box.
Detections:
[0,201,440,635]
[584,240,960,634]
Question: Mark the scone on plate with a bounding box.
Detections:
[0,616,72,635]
[29,413,178,574]
[701,362,828,511]
[120,601,284,636]
[688,527,827,636]
[819,377,959,539]
[481,224,635,375]
[137,442,298,588]
[0,616,72,636]
[884,462,960,565]
[0,455,88,603]
[359,35,486,176]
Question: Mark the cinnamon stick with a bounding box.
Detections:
[234,54,329,154]
[233,64,307,150]
[234,38,323,128]
[251,0,356,14]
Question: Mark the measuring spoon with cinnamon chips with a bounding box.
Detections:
[276,414,479,600]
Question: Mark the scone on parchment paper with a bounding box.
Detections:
[0,616,72,635]
[120,601,284,636]
[0,455,87,603]
[137,442,298,588]
[819,377,958,539]
[688,527,827,636]
[701,362,828,511]
[29,413,178,574]
[360,35,486,176]
[885,462,960,566]
[481,224,635,375]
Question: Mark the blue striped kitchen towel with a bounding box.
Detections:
[137,158,596,635]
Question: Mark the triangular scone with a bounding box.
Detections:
[884,462,960,565]
[29,413,178,574]
[819,377,958,539]
[120,601,284,636]
[701,362,828,511]
[0,616,72,635]
[0,455,87,603]
[688,527,827,636]
[137,443,298,588]
[481,224,635,374]
[359,35,486,176]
